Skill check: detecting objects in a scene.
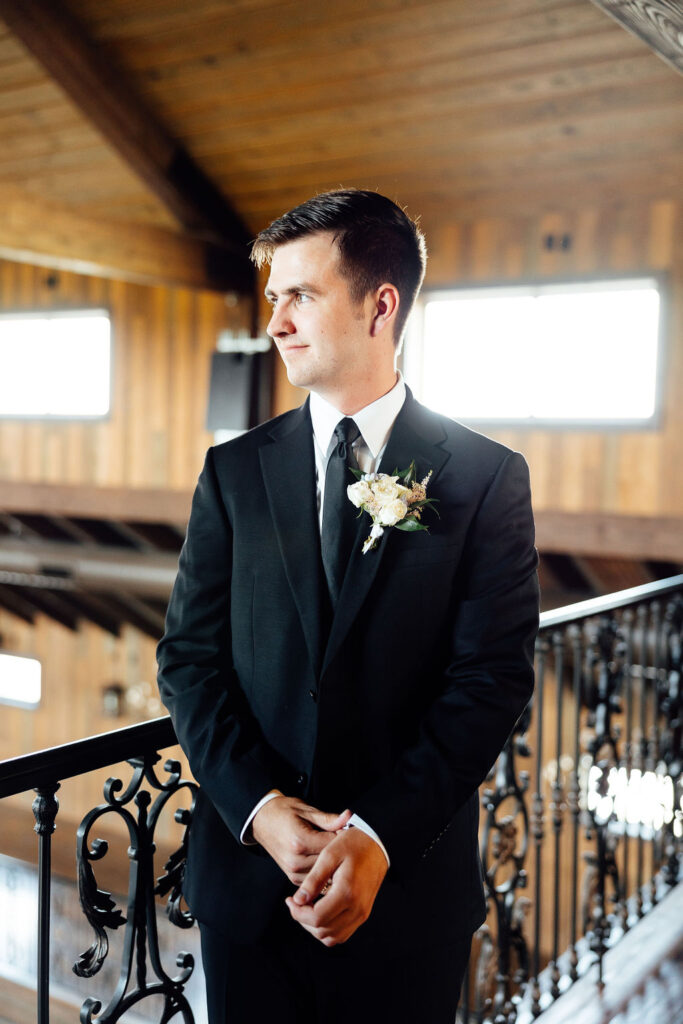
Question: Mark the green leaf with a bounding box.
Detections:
[395,519,429,532]
[348,466,363,480]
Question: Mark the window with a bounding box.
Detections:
[0,652,41,708]
[0,309,111,418]
[404,278,662,426]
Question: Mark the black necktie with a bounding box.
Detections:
[321,417,360,606]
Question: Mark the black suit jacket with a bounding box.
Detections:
[156,389,539,954]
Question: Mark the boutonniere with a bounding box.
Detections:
[347,460,439,554]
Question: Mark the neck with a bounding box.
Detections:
[315,368,399,416]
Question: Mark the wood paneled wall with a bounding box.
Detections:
[0,260,252,489]
[0,606,192,843]
[273,198,682,517]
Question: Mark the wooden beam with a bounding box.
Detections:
[589,1,683,75]
[100,590,167,639]
[49,589,123,636]
[0,480,191,525]
[573,556,653,594]
[535,511,683,562]
[2,484,681,564]
[0,183,249,292]
[0,0,254,291]
[11,585,79,631]
[0,582,35,624]
[0,538,177,598]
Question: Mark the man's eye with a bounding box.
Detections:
[295,293,311,304]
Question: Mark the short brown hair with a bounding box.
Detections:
[251,189,427,345]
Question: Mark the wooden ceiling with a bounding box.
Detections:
[0,0,681,261]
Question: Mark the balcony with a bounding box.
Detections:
[0,576,681,1024]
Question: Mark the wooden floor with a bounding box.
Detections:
[0,977,78,1024]
[534,882,683,1024]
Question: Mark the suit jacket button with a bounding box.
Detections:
[309,689,317,702]
[296,773,307,788]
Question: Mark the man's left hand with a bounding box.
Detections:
[285,826,388,946]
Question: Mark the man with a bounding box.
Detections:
[157,189,539,1023]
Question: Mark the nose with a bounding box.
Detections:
[266,300,294,339]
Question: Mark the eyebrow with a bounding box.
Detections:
[264,282,322,300]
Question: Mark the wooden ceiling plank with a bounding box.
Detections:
[0,0,254,287]
[156,51,668,138]
[589,0,683,75]
[90,0,607,72]
[78,0,594,49]
[127,19,640,103]
[180,77,683,165]
[0,183,246,291]
[195,95,683,176]
[229,152,683,219]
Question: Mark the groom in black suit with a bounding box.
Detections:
[157,190,539,1023]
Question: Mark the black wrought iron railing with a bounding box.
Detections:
[461,574,683,1023]
[0,575,681,1024]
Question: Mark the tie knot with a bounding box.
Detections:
[334,417,359,458]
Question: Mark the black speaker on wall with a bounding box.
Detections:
[206,344,271,433]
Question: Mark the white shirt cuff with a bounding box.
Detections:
[240,790,281,845]
[344,813,391,867]
[241,797,390,868]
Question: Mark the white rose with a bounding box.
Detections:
[378,498,409,526]
[347,480,372,508]
[375,479,411,505]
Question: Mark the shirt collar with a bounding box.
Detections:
[309,372,406,459]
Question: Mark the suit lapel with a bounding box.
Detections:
[259,401,326,678]
[321,389,451,678]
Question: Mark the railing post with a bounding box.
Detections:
[32,781,60,1024]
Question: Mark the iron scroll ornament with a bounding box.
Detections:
[477,697,532,1022]
[73,752,197,1023]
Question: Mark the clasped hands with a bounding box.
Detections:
[251,791,388,947]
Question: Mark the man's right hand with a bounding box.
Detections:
[251,792,351,886]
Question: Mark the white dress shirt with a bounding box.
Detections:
[240,374,407,867]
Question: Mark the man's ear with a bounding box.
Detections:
[370,284,400,339]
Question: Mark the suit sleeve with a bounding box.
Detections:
[352,450,539,877]
[156,447,294,842]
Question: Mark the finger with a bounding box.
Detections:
[286,886,349,929]
[292,846,341,906]
[288,901,355,944]
[301,807,352,832]
[292,824,338,857]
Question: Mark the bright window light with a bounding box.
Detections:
[0,310,111,418]
[405,279,661,424]
[0,652,41,708]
